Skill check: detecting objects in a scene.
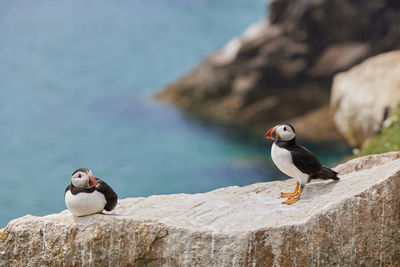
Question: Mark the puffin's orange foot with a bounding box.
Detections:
[281,182,300,198]
[283,197,300,205]
[281,191,298,198]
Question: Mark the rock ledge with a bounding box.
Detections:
[1,152,400,266]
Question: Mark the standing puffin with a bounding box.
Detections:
[64,168,118,216]
[265,124,339,205]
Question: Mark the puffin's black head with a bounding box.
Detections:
[71,168,97,188]
[265,124,296,141]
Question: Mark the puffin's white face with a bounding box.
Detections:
[265,124,296,141]
[275,125,296,141]
[71,169,96,188]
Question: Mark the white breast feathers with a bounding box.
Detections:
[65,190,107,216]
[271,143,309,185]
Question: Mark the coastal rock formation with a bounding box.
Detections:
[331,50,400,147]
[290,105,343,142]
[158,0,400,127]
[1,152,400,266]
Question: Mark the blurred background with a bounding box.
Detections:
[3,0,399,228]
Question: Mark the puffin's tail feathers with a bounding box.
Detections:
[320,166,340,180]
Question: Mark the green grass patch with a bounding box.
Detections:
[356,104,400,157]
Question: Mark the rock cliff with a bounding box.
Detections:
[158,0,400,127]
[1,152,400,266]
[331,50,400,147]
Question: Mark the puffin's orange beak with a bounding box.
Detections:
[86,171,97,187]
[265,126,277,140]
[89,174,97,187]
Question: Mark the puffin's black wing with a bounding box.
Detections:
[290,145,322,175]
[95,179,118,211]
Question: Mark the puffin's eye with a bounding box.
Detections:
[283,126,287,131]
[78,174,81,178]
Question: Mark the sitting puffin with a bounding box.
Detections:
[265,124,339,205]
[64,168,118,216]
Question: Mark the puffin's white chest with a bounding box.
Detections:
[65,190,107,216]
[271,142,309,184]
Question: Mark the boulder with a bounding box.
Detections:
[158,0,400,127]
[1,152,400,266]
[290,105,344,142]
[331,50,400,147]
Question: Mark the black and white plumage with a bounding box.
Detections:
[64,168,118,216]
[265,124,339,205]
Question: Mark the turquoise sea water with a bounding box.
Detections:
[0,0,349,228]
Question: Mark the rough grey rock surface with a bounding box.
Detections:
[159,0,400,127]
[331,50,400,147]
[1,152,400,266]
